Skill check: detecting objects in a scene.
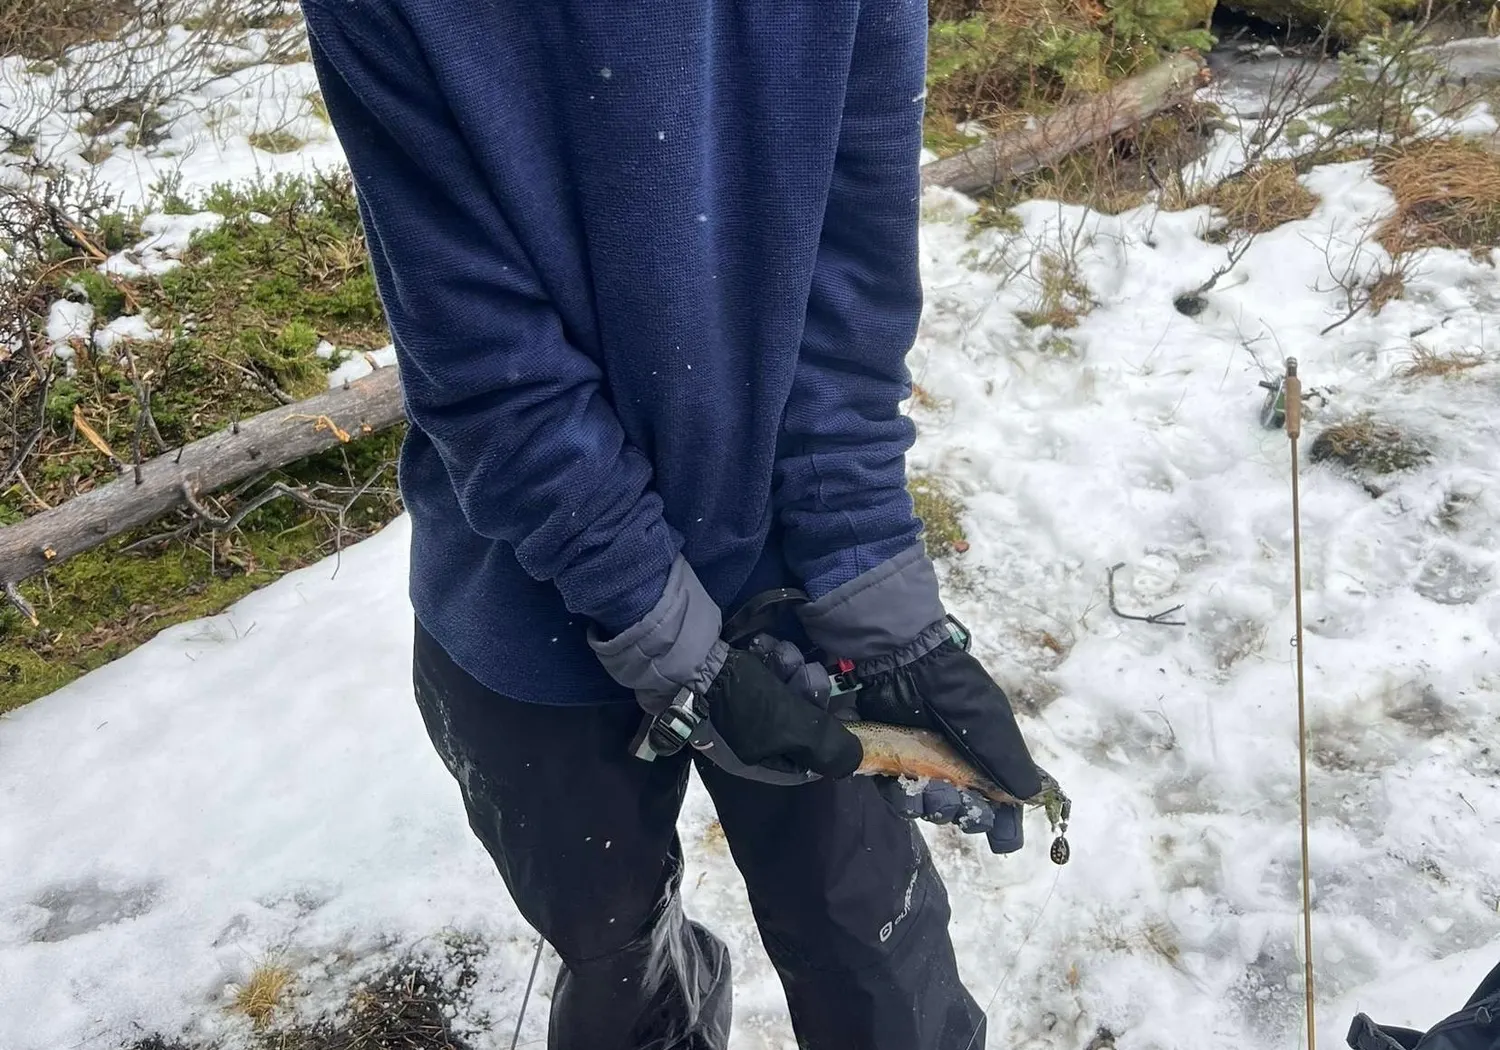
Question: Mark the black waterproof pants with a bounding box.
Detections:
[412,622,988,1050]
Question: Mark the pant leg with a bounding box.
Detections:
[411,621,732,1050]
[697,761,987,1050]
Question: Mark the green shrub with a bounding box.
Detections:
[924,0,1212,150]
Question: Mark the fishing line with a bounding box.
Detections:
[962,863,1064,1050]
[1284,357,1317,1050]
[509,934,545,1050]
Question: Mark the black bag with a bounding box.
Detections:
[1347,958,1500,1050]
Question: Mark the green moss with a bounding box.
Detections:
[0,542,255,714]
[0,170,402,712]
[909,474,968,558]
[0,427,405,715]
[277,320,321,356]
[44,378,84,426]
[71,270,126,320]
[924,0,1212,141]
[149,172,195,216]
[145,170,386,402]
[96,211,139,252]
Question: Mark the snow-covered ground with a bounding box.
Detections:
[3,20,1500,1050]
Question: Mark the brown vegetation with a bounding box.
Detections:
[1375,138,1500,254]
[1195,162,1320,239]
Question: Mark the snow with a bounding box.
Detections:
[3,14,1500,1050]
[46,299,94,355]
[94,313,162,351]
[101,213,231,278]
[325,344,399,388]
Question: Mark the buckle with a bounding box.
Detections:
[943,615,972,652]
[632,687,703,761]
[828,657,861,697]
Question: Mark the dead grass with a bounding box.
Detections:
[1193,161,1320,240]
[1310,414,1432,476]
[1020,626,1073,668]
[701,819,727,849]
[1365,266,1406,314]
[306,91,330,125]
[249,129,306,154]
[1089,913,1182,964]
[126,957,478,1050]
[989,103,1220,216]
[0,0,140,59]
[235,962,293,1029]
[1375,138,1500,254]
[264,963,476,1050]
[1017,250,1093,329]
[1398,346,1486,378]
[908,382,945,411]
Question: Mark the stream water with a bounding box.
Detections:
[1203,8,1500,117]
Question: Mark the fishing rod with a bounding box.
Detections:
[1267,357,1316,1050]
[1287,357,1316,1050]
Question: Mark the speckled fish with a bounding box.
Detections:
[845,720,1073,864]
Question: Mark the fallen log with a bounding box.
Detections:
[0,364,405,590]
[921,52,1211,196]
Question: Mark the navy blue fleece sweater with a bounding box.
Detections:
[301,0,928,704]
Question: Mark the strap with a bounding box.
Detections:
[1345,1014,1425,1050]
[721,587,809,647]
[685,718,823,787]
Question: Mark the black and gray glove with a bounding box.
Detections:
[588,556,862,781]
[748,630,1024,852]
[796,543,1044,853]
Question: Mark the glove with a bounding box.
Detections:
[877,776,1024,853]
[746,630,1024,853]
[795,543,1043,854]
[588,556,861,780]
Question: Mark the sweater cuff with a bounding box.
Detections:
[588,555,728,701]
[795,543,945,660]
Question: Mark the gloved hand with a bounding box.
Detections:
[588,556,862,780]
[795,544,1043,855]
[745,631,1024,853]
[876,776,1024,853]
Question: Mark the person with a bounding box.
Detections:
[300,1,1047,1046]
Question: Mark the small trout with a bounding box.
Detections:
[845,720,1073,863]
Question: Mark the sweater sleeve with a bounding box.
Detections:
[301,2,678,634]
[772,0,929,600]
